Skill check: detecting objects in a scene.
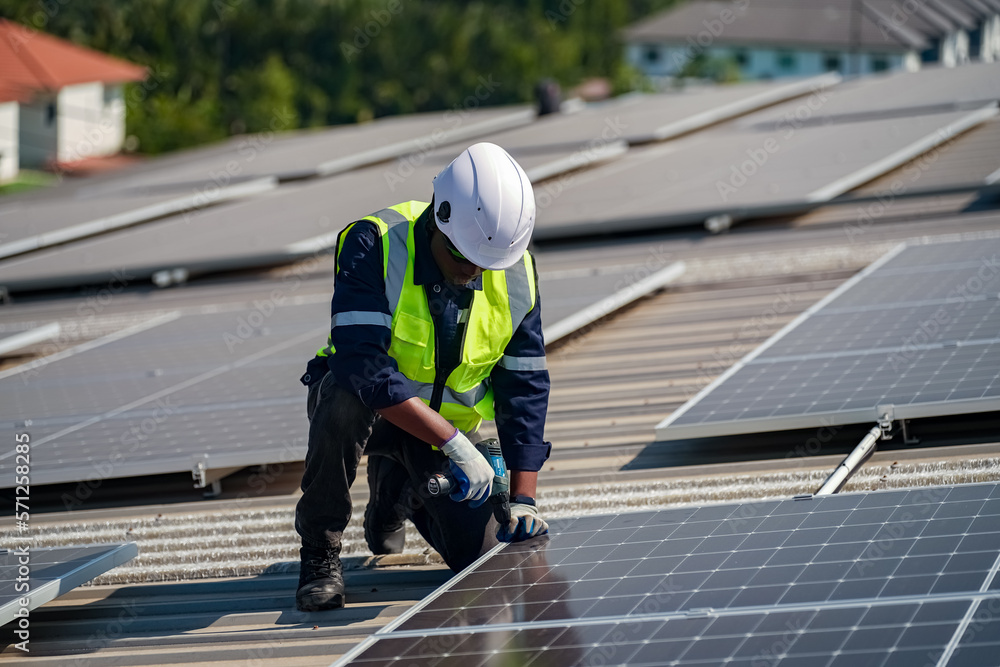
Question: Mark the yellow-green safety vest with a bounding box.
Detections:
[316,201,539,432]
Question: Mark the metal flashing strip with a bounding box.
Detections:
[543,261,686,344]
[0,323,61,357]
[655,243,907,436]
[0,543,138,628]
[0,177,278,261]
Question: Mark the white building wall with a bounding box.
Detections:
[627,41,911,79]
[0,102,18,183]
[18,94,58,169]
[939,30,970,67]
[57,82,126,164]
[980,15,1000,62]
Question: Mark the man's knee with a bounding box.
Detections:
[310,373,375,436]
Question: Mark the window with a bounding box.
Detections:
[871,53,889,72]
[823,52,841,72]
[644,45,661,64]
[733,48,749,67]
[103,85,118,107]
[45,102,56,126]
[777,50,797,71]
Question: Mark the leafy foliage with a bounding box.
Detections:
[0,0,680,153]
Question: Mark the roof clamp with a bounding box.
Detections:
[704,214,733,234]
[874,404,918,444]
[192,459,208,489]
[877,406,894,441]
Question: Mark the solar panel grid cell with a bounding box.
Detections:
[395,485,1000,634]
[352,599,980,666]
[658,238,1000,438]
[337,484,1000,667]
[674,342,1000,425]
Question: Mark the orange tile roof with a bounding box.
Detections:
[0,19,146,103]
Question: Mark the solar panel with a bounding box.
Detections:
[656,237,1000,441]
[532,105,997,239]
[0,78,842,293]
[0,543,138,627]
[0,178,276,261]
[0,302,325,487]
[746,61,1000,125]
[75,106,535,195]
[334,482,1000,666]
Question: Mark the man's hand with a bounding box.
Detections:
[497,502,548,542]
[440,430,493,507]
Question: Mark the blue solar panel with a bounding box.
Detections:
[657,238,1000,440]
[334,482,1000,666]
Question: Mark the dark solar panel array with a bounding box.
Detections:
[0,301,326,486]
[337,482,1000,666]
[657,238,1000,440]
[349,600,975,667]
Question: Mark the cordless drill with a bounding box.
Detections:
[427,438,512,527]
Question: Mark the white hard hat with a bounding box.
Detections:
[432,142,535,271]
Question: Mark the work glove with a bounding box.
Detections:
[440,429,493,507]
[497,502,549,542]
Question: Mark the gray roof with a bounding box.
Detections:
[624,0,931,51]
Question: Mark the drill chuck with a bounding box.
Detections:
[426,438,512,526]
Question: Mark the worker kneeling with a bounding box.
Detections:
[295,143,552,612]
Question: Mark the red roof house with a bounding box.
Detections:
[0,19,146,180]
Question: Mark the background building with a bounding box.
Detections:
[0,19,145,182]
[624,0,1000,81]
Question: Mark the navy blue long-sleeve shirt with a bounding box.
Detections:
[302,205,551,472]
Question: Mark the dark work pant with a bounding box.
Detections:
[294,371,497,572]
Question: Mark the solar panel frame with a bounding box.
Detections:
[656,238,1000,441]
[333,482,1000,667]
[0,543,138,627]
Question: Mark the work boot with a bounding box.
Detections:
[364,455,409,555]
[295,545,344,611]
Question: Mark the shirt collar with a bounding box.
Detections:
[413,205,484,291]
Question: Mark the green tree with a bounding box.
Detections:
[0,0,681,154]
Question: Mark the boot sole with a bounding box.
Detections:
[296,591,345,612]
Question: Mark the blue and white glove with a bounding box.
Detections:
[440,429,493,507]
[497,502,549,542]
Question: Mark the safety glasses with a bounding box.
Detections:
[443,234,476,266]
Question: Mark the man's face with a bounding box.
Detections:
[431,230,484,286]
